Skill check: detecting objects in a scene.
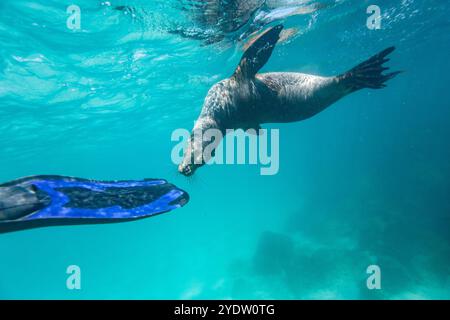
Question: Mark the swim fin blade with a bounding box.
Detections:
[0,175,189,233]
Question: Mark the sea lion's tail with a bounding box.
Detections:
[339,46,401,92]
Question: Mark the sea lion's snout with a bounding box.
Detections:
[178,140,200,176]
[178,118,222,177]
[178,163,198,177]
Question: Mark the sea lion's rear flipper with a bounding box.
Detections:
[234,24,284,79]
[339,46,402,92]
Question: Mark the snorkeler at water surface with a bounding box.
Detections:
[117,0,327,44]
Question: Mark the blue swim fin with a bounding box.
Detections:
[0,175,189,232]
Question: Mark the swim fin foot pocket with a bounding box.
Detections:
[0,175,189,233]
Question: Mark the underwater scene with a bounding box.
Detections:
[0,0,449,299]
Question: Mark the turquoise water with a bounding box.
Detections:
[0,0,449,299]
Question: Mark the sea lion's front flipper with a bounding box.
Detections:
[244,124,262,135]
[234,24,284,79]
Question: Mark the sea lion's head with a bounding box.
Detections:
[178,117,222,177]
[178,132,203,177]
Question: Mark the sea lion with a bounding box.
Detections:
[178,24,401,176]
